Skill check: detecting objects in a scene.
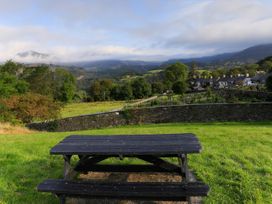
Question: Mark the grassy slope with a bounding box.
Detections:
[0,122,272,204]
[60,101,126,118]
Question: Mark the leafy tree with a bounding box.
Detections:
[111,83,133,100]
[131,78,151,99]
[172,80,187,94]
[0,72,29,98]
[257,56,272,72]
[151,82,165,94]
[164,62,188,93]
[25,66,54,97]
[89,79,114,101]
[188,62,198,79]
[228,67,241,77]
[211,69,221,79]
[53,68,76,102]
[0,60,21,75]
[164,62,188,82]
[244,64,258,76]
[100,79,114,101]
[266,75,272,91]
[90,80,102,101]
[25,66,76,102]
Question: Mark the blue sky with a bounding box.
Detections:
[1,0,272,62]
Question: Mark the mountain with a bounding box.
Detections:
[66,59,161,71]
[12,43,272,74]
[165,44,272,65]
[13,50,56,63]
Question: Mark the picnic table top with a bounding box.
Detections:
[50,133,202,156]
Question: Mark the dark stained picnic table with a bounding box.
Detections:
[38,134,209,204]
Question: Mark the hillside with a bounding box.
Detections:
[166,44,272,65]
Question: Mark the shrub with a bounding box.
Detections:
[0,103,18,124]
[0,93,62,123]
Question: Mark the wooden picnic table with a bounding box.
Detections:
[38,134,209,203]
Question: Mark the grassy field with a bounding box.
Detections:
[0,122,272,203]
[60,101,126,118]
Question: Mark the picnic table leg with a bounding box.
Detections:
[63,155,77,180]
[180,154,189,182]
[179,154,192,204]
[58,195,66,204]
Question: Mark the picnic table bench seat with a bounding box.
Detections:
[38,134,209,203]
[38,179,209,201]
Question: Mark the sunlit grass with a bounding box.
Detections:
[60,101,126,118]
[0,122,272,203]
[0,123,34,135]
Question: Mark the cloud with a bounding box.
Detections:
[0,0,272,62]
[162,0,272,52]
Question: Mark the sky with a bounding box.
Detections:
[1,0,272,62]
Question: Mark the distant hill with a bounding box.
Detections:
[65,60,162,76]
[11,43,272,81]
[165,44,272,65]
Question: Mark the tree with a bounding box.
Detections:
[111,83,133,100]
[25,65,54,97]
[53,68,76,102]
[244,64,258,77]
[188,62,198,79]
[211,69,221,79]
[164,62,188,90]
[90,80,102,101]
[228,67,241,77]
[257,56,272,72]
[131,78,151,99]
[151,82,165,94]
[0,72,29,98]
[99,79,114,101]
[0,60,21,75]
[164,62,188,82]
[266,75,272,91]
[89,79,114,101]
[172,80,187,95]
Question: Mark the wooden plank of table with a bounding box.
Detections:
[38,179,209,201]
[50,134,201,156]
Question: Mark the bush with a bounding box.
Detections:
[0,103,18,124]
[0,93,62,123]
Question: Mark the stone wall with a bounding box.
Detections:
[215,89,272,101]
[27,103,272,132]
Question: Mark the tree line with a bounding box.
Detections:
[0,60,189,123]
[88,62,188,101]
[1,56,272,124]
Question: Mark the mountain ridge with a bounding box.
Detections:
[12,43,272,72]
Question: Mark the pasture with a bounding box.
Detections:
[60,101,126,118]
[0,122,272,203]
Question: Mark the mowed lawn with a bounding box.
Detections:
[0,122,272,204]
[60,101,126,118]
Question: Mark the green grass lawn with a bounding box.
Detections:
[60,101,126,118]
[1,122,272,203]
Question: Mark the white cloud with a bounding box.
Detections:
[0,0,272,62]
